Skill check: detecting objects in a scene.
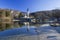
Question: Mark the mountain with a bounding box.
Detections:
[30,9,60,19]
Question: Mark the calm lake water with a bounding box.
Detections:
[0,22,60,38]
[0,22,43,37]
[0,22,60,40]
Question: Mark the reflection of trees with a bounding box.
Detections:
[5,24,11,29]
[0,23,4,31]
[14,22,24,28]
[18,23,24,27]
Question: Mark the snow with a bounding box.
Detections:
[37,24,60,40]
[40,24,50,27]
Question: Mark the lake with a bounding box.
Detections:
[0,22,43,37]
[0,22,60,40]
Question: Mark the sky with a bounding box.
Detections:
[0,0,60,12]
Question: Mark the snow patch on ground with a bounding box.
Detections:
[40,24,50,27]
[39,24,60,40]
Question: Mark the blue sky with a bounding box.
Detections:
[0,0,60,12]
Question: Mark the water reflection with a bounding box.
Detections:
[13,21,42,29]
[0,20,58,31]
[13,21,43,32]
